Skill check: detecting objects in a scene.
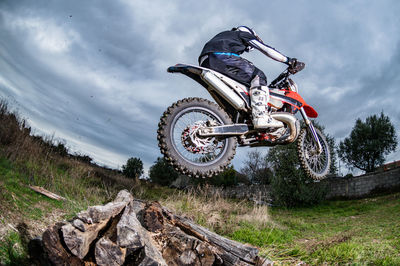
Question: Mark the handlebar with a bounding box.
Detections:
[268,61,305,88]
[269,70,290,87]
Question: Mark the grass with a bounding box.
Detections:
[160,186,400,265]
[0,232,28,266]
[1,98,399,265]
[1,157,400,265]
[235,194,400,265]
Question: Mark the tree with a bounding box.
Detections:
[267,142,327,207]
[149,157,179,186]
[240,150,273,184]
[266,122,335,207]
[338,112,397,173]
[201,165,244,187]
[122,157,144,179]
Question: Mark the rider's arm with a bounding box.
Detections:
[248,39,290,64]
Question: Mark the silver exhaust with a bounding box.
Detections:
[270,113,300,143]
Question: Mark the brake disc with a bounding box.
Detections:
[181,121,218,154]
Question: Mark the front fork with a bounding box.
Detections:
[299,107,323,154]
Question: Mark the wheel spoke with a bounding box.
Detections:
[172,108,227,166]
[299,128,330,179]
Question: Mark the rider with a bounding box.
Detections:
[198,26,303,129]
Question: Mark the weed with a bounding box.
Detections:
[0,232,29,265]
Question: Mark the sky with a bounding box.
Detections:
[0,0,399,176]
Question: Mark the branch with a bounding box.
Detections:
[29,186,66,201]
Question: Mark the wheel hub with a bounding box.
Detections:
[181,121,218,154]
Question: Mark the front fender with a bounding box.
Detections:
[303,104,318,118]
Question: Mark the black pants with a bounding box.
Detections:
[200,53,267,87]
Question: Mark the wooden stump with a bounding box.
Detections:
[35,190,273,265]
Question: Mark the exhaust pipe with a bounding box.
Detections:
[271,113,300,143]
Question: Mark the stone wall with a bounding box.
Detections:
[215,184,271,205]
[205,167,400,203]
[322,167,400,199]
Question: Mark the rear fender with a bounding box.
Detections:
[168,64,249,112]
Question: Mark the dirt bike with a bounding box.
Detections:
[157,61,331,180]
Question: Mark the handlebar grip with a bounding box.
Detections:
[288,61,305,74]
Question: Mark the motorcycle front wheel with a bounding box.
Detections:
[297,127,331,180]
[157,97,237,178]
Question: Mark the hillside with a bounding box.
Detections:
[1,99,400,265]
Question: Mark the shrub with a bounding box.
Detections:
[267,142,327,207]
[149,157,179,186]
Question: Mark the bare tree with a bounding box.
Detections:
[240,150,272,184]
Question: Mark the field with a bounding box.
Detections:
[1,100,399,265]
[162,188,400,265]
[1,154,399,265]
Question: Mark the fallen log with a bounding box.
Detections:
[29,185,66,201]
[31,190,273,265]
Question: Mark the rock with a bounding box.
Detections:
[113,189,134,203]
[161,223,216,265]
[143,202,165,232]
[117,202,145,250]
[77,201,127,224]
[77,190,132,224]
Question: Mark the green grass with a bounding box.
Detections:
[1,152,399,265]
[0,156,114,264]
[0,232,28,266]
[0,154,173,264]
[227,193,400,265]
[0,157,69,219]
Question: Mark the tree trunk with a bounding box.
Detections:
[32,190,273,265]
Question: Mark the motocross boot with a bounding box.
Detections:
[250,76,283,129]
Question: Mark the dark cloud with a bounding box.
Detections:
[0,0,399,174]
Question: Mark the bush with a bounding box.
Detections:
[267,142,327,207]
[149,157,179,186]
[199,165,241,187]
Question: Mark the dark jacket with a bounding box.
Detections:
[199,30,257,60]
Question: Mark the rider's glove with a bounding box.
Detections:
[287,57,297,67]
[287,58,305,74]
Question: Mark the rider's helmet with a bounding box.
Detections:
[235,26,257,37]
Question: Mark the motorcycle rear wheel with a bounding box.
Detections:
[297,127,331,180]
[157,97,237,178]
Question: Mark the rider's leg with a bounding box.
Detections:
[202,55,283,129]
[202,53,255,86]
[250,75,283,129]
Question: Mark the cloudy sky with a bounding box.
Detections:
[0,0,399,176]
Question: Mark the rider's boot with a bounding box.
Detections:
[250,76,284,129]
